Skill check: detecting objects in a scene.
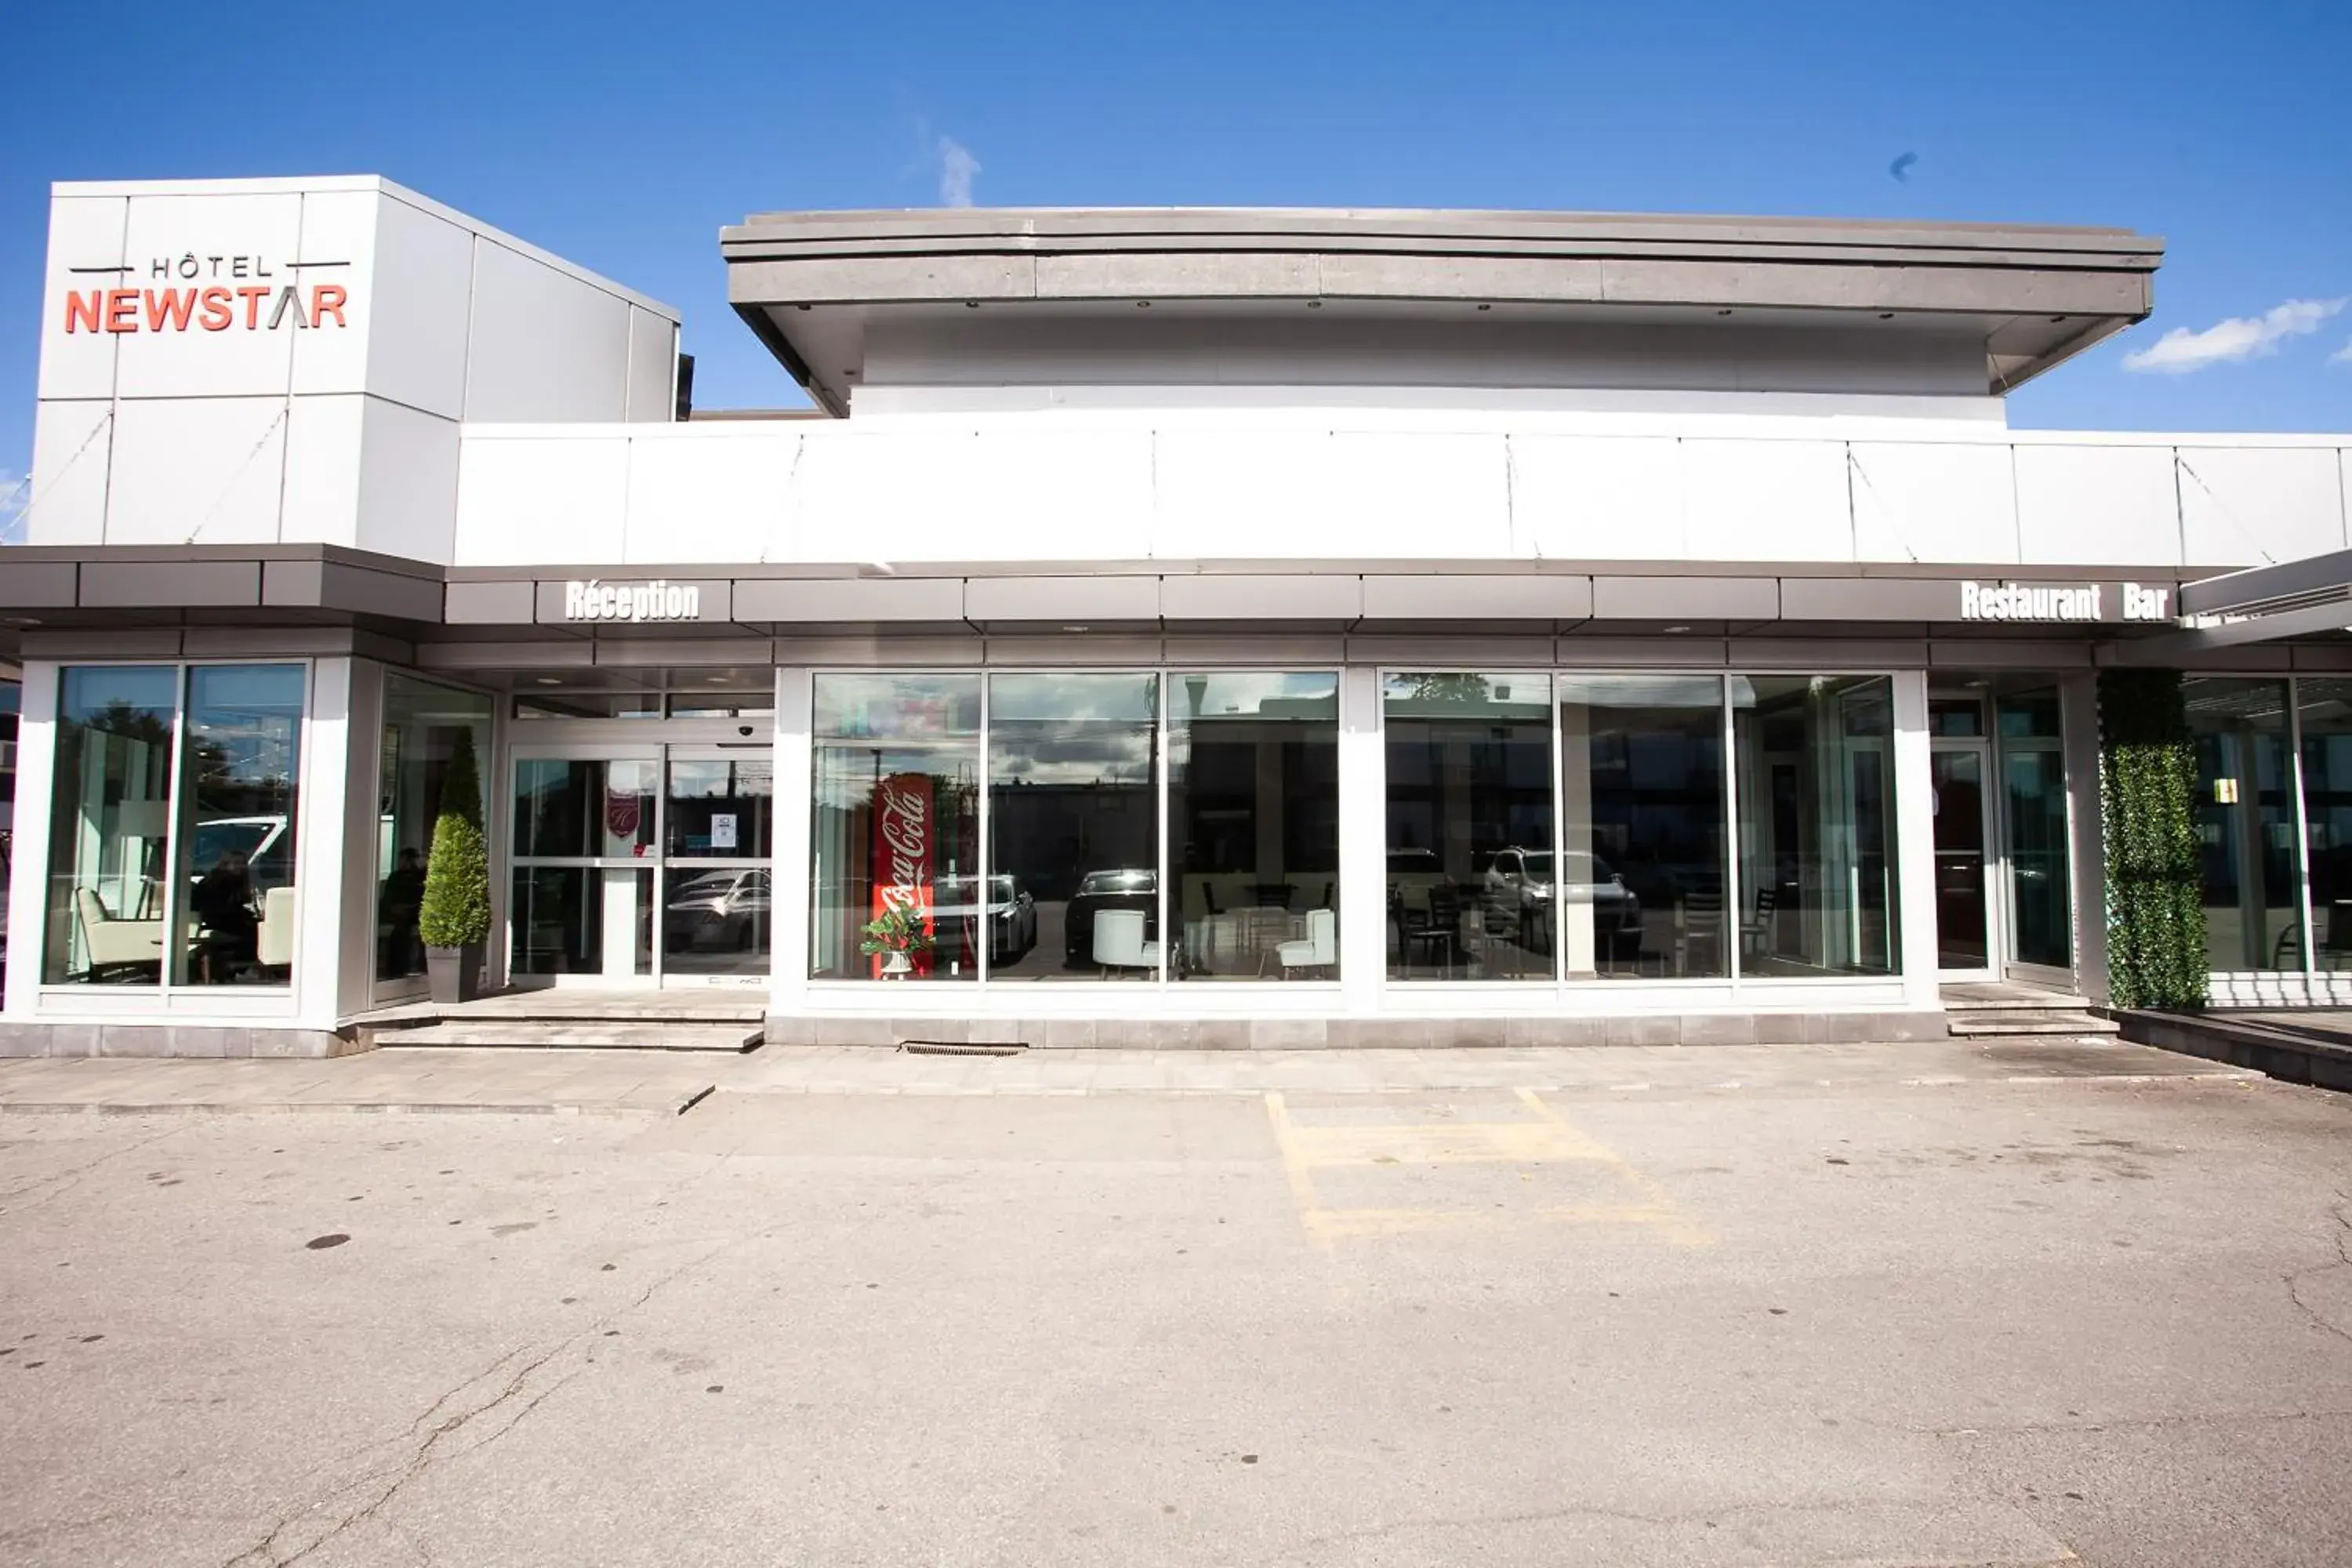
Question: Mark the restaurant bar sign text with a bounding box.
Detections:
[1959,580,2172,622]
[563,579,703,622]
[60,252,349,334]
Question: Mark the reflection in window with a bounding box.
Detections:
[1171,673,1339,981]
[988,673,1160,980]
[172,666,306,987]
[2299,679,2352,971]
[376,675,493,994]
[44,667,179,984]
[2187,677,2301,971]
[1733,675,1899,976]
[1562,675,1726,978]
[810,675,982,982]
[1384,673,1554,981]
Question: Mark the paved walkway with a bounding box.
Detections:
[0,1035,2257,1116]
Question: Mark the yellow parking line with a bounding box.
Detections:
[1516,1088,1714,1245]
[1262,1092,1333,1251]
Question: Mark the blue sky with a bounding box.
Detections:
[3,0,2347,504]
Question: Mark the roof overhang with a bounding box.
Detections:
[720,207,2165,414]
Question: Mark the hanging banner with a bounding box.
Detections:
[871,772,936,978]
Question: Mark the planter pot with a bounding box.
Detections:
[880,950,914,977]
[425,942,485,1004]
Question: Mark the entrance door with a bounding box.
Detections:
[1931,742,1995,976]
[509,749,660,985]
[659,747,774,986]
[1994,690,2074,985]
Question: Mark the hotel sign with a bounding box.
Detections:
[563,579,704,622]
[1959,580,2172,623]
[60,252,350,334]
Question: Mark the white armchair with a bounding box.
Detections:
[1275,909,1338,978]
[1092,909,1163,977]
[75,887,164,978]
[256,886,297,971]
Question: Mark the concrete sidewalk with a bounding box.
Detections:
[0,1035,2258,1116]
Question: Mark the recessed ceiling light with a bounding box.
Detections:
[794,303,811,312]
[1663,624,1692,634]
[1877,311,1895,321]
[2049,314,2068,324]
[1716,308,1733,317]
[1475,303,1492,312]
[964,299,980,309]
[534,676,563,686]
[1063,624,1090,633]
[1308,299,1323,309]
[706,675,731,684]
[1135,300,1152,309]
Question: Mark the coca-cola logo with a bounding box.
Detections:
[876,776,929,909]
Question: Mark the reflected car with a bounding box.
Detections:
[190,814,292,891]
[1062,869,1158,967]
[935,874,1036,961]
[1482,848,1642,958]
[664,869,771,952]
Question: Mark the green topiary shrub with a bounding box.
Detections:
[417,728,492,949]
[2098,668,2207,1009]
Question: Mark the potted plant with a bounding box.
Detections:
[417,728,492,1004]
[858,903,932,978]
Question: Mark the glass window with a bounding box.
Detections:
[1384,673,1554,981]
[1171,673,1339,982]
[512,865,652,977]
[1996,689,2072,971]
[374,675,494,994]
[810,674,982,982]
[43,667,179,984]
[513,759,659,859]
[512,691,662,720]
[988,673,1161,980]
[2187,677,2301,971]
[1562,675,1726,979]
[172,666,306,986]
[1733,675,1899,976]
[2299,678,2352,971]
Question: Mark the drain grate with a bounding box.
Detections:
[900,1040,1029,1057]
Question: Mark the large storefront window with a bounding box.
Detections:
[810,675,982,981]
[43,667,180,983]
[2186,677,2301,971]
[1384,673,1555,981]
[988,673,1161,980]
[2298,679,2352,971]
[172,665,305,985]
[42,662,307,989]
[375,675,494,996]
[1171,673,1339,981]
[1733,675,1898,977]
[1563,676,1726,978]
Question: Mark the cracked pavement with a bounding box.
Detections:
[2,1065,2350,1566]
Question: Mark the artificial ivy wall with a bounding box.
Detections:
[2096,668,2208,1009]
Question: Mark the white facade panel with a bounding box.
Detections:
[278,394,367,543]
[1152,430,1511,559]
[2014,444,2183,567]
[354,399,462,560]
[454,432,629,564]
[625,306,677,423]
[2176,445,2347,567]
[286,188,379,397]
[1512,435,1687,560]
[622,428,793,564]
[356,194,474,419]
[23,401,114,544]
[106,395,288,544]
[1849,441,2022,564]
[37,195,127,401]
[1679,437,1852,561]
[114,192,304,400]
[463,241,632,423]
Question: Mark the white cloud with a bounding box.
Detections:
[2333,337,2352,366]
[2122,296,2347,374]
[937,136,980,207]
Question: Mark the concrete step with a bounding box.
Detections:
[1947,1010,2119,1037]
[1938,991,2092,1011]
[379,1022,762,1051]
